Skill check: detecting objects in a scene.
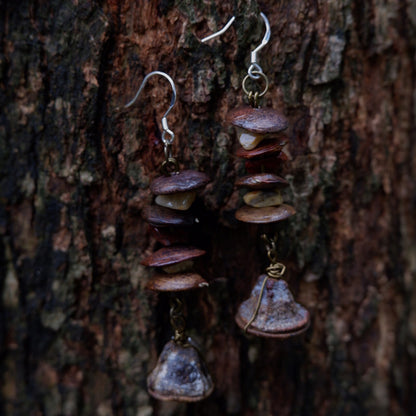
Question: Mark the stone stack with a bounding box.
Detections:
[227,105,310,338]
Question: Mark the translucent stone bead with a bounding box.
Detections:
[155,191,196,211]
[237,127,265,150]
[162,260,194,274]
[243,189,283,208]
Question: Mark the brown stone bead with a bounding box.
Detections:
[235,138,288,160]
[150,170,210,195]
[147,340,214,402]
[148,226,190,246]
[235,204,296,224]
[146,272,209,292]
[142,205,195,227]
[141,245,206,267]
[235,173,289,190]
[235,275,310,338]
[226,106,288,134]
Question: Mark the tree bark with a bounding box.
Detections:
[1,0,416,415]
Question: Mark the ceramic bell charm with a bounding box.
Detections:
[147,340,214,402]
[235,275,310,338]
[234,236,310,339]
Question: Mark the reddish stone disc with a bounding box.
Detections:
[148,226,190,246]
[235,173,289,190]
[142,205,195,227]
[150,170,210,195]
[226,106,288,134]
[235,204,296,224]
[235,139,287,160]
[141,246,206,267]
[146,272,209,292]
[244,153,288,174]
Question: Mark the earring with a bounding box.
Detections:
[202,14,310,338]
[125,71,213,401]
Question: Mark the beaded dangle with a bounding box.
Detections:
[202,14,310,338]
[125,71,213,401]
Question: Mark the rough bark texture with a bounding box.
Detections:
[1,0,416,415]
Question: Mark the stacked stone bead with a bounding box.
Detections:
[226,106,296,224]
[141,170,210,292]
[227,105,310,338]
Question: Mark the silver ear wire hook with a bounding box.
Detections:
[125,71,180,174]
[200,16,236,43]
[125,71,177,146]
[201,12,271,81]
[248,13,270,79]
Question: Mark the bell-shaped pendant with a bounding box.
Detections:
[147,340,214,402]
[235,274,310,338]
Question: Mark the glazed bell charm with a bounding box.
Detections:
[147,340,214,402]
[235,275,310,338]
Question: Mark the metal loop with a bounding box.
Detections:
[162,130,175,145]
[161,158,179,175]
[261,234,278,259]
[242,71,269,98]
[164,143,172,160]
[248,63,263,79]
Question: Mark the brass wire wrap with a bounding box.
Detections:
[169,296,187,345]
[244,234,286,332]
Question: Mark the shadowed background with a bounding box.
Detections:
[1,0,416,415]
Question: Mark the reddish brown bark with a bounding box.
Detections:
[1,0,415,415]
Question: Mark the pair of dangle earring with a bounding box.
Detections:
[125,71,213,401]
[123,11,310,404]
[203,13,310,338]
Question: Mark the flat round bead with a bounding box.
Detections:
[235,204,296,223]
[146,272,209,292]
[236,173,289,190]
[227,106,288,134]
[150,170,209,195]
[142,205,195,227]
[235,139,287,159]
[141,246,206,267]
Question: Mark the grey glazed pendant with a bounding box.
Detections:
[147,340,214,402]
[235,275,310,338]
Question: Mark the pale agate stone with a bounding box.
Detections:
[155,191,196,211]
[243,189,283,208]
[236,127,265,150]
[162,260,194,274]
